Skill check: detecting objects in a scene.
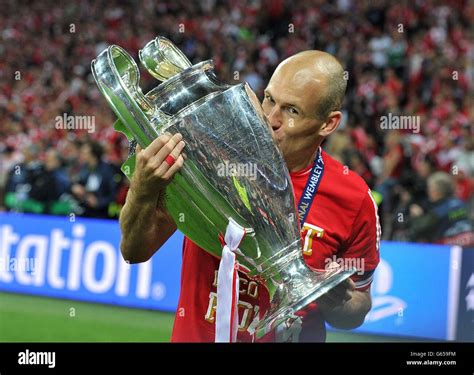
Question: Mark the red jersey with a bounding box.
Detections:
[171,150,380,342]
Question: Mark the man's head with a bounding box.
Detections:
[427,172,454,202]
[23,145,40,164]
[80,141,103,168]
[45,150,62,171]
[262,50,346,167]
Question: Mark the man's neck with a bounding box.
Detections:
[285,142,322,173]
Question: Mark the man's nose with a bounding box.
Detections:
[266,106,283,128]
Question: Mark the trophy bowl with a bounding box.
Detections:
[91,37,355,338]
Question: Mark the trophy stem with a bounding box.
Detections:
[253,256,356,340]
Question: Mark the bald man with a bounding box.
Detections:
[119,51,380,342]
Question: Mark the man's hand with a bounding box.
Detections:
[316,277,355,311]
[131,133,186,201]
[316,262,371,330]
[409,203,424,218]
[119,133,184,264]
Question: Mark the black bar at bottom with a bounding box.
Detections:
[0,342,472,373]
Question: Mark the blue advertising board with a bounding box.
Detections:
[1,213,471,340]
[349,241,455,340]
[0,213,183,312]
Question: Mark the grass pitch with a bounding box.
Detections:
[0,292,417,342]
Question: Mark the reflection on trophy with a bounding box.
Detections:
[91,36,355,339]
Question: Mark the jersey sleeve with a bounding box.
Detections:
[341,189,381,291]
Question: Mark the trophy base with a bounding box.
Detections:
[253,262,356,340]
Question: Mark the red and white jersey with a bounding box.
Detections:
[171,150,380,342]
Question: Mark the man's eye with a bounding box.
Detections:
[265,95,274,103]
[287,107,299,115]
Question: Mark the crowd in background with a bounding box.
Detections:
[1,0,473,244]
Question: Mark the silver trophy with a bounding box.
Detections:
[91,36,355,339]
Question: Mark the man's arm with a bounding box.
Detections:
[119,186,177,263]
[317,189,380,330]
[119,133,185,263]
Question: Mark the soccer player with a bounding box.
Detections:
[119,50,380,342]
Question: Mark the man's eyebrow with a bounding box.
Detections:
[265,89,304,112]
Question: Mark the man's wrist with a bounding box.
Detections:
[129,183,161,205]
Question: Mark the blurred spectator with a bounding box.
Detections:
[375,130,405,215]
[27,150,71,213]
[0,145,22,210]
[407,172,474,246]
[4,145,43,213]
[71,141,117,218]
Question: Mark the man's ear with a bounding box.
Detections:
[318,111,342,137]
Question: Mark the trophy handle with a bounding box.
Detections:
[139,36,192,81]
[96,39,192,178]
[112,119,137,179]
[91,45,170,148]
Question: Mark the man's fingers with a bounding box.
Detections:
[326,288,348,303]
[345,278,356,291]
[142,133,175,159]
[154,140,186,177]
[336,278,355,295]
[319,279,354,305]
[322,290,351,306]
[328,283,349,298]
[149,133,183,166]
[317,293,339,309]
[163,154,185,180]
